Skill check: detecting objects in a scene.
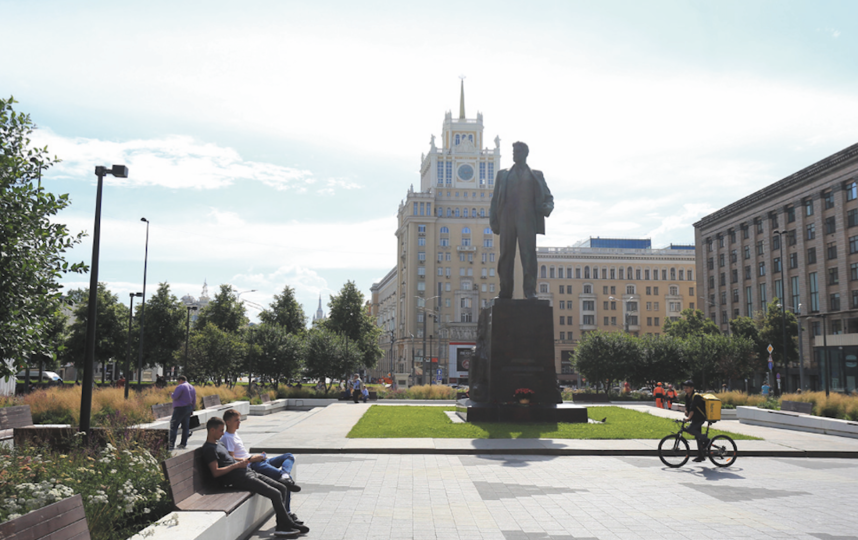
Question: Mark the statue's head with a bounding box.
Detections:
[512,141,529,164]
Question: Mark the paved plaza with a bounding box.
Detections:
[175,403,858,539]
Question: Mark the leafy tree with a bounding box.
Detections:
[663,308,720,339]
[259,285,306,335]
[730,315,768,369]
[716,335,757,383]
[303,327,360,392]
[0,97,86,378]
[633,335,686,387]
[758,298,799,371]
[194,284,248,334]
[574,331,638,393]
[136,282,186,370]
[184,322,247,386]
[247,324,304,386]
[324,281,383,370]
[63,284,128,377]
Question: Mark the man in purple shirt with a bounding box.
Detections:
[169,375,197,450]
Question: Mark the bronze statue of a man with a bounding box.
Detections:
[489,142,554,299]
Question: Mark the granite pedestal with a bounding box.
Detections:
[459,298,587,423]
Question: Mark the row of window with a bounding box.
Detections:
[438,226,493,235]
[436,160,495,186]
[437,207,487,218]
[435,252,497,263]
[538,265,693,281]
[433,267,497,278]
[710,236,858,289]
[706,181,858,250]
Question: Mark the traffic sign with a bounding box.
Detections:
[776,373,781,380]
[768,355,773,370]
[767,344,773,354]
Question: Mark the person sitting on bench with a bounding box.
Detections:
[201,417,309,538]
[221,408,303,525]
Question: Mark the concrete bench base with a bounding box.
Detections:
[129,494,273,540]
[737,406,858,438]
[139,401,250,431]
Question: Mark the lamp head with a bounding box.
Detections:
[111,165,129,178]
[141,217,148,223]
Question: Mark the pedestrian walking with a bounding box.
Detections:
[170,375,196,450]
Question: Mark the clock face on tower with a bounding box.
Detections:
[457,163,474,181]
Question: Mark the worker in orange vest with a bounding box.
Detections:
[653,382,665,409]
[665,384,677,410]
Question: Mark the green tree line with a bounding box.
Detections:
[575,303,798,392]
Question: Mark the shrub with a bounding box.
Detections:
[405,385,456,400]
[0,430,171,540]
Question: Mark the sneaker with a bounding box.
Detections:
[288,512,304,525]
[176,444,187,450]
[692,456,706,462]
[279,474,302,492]
[273,529,300,538]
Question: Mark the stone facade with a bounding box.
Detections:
[694,142,858,393]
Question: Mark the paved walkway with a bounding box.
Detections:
[174,402,858,539]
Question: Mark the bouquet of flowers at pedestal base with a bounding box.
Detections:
[513,388,535,404]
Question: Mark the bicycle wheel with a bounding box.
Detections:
[658,434,690,468]
[707,435,737,467]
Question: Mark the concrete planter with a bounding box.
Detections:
[737,406,858,438]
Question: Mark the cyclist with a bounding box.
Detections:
[682,379,709,462]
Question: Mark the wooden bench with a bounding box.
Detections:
[0,493,90,540]
[162,447,253,513]
[0,405,34,441]
[152,402,173,421]
[202,394,222,409]
[782,400,813,415]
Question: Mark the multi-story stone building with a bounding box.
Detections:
[369,88,697,386]
[694,142,858,394]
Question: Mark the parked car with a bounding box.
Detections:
[16,370,64,385]
[636,387,653,396]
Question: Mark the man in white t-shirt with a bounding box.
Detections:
[222,408,302,524]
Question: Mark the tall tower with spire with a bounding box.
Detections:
[312,294,326,323]
[390,82,501,383]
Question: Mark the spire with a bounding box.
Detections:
[458,77,466,119]
[317,295,322,310]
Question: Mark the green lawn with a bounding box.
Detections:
[346,405,760,440]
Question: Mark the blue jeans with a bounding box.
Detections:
[251,453,295,511]
[169,404,194,448]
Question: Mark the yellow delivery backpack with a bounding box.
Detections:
[695,392,722,421]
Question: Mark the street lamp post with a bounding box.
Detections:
[136,218,150,390]
[80,164,128,436]
[184,306,198,376]
[609,296,630,332]
[417,296,440,386]
[124,292,142,399]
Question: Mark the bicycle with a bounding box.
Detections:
[658,419,737,468]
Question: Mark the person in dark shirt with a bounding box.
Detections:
[201,417,308,538]
[682,380,709,462]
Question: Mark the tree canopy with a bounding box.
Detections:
[194,284,248,333]
[259,285,306,335]
[663,308,720,339]
[0,97,85,377]
[136,282,186,370]
[323,281,383,371]
[63,283,128,373]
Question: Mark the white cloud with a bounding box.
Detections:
[31,131,331,192]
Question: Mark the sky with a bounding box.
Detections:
[3,0,858,322]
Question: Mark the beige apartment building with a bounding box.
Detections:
[368,88,697,387]
[694,141,858,394]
